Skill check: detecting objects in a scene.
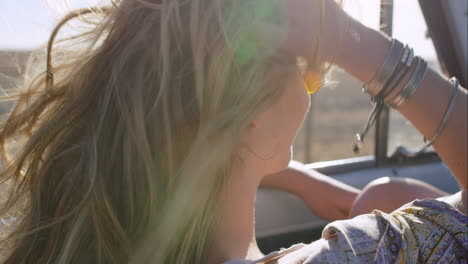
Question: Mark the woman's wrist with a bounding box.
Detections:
[332,14,392,90]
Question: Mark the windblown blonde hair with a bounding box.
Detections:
[0,0,323,263]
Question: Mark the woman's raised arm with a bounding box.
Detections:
[332,10,467,189]
[285,0,467,188]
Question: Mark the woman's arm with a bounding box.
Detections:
[260,161,360,221]
[285,0,466,188]
[333,13,467,189]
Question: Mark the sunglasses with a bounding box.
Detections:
[297,56,322,95]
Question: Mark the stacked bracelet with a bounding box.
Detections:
[365,39,406,95]
[387,58,428,108]
[353,39,416,153]
[353,37,462,155]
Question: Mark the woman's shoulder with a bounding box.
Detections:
[281,212,401,263]
[229,199,467,264]
[306,198,466,263]
[225,214,389,264]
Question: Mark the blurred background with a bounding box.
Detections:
[0,0,443,163]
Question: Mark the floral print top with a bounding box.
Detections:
[226,199,468,264]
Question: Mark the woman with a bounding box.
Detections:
[0,0,466,263]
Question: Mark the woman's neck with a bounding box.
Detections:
[209,161,264,263]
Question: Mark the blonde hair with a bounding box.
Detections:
[0,0,320,263]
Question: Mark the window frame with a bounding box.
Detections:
[374,0,393,167]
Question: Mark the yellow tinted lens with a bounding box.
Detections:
[303,71,322,94]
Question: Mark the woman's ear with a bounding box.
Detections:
[247,119,259,131]
[240,120,258,147]
[240,116,280,162]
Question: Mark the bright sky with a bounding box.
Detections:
[0,0,438,60]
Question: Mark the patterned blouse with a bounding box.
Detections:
[226,199,468,264]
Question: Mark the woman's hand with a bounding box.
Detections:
[283,0,347,67]
[260,161,360,221]
[283,0,391,82]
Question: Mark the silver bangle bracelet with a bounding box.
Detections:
[406,48,414,67]
[421,77,460,150]
[400,45,410,65]
[388,57,428,108]
[409,77,461,155]
[365,39,405,95]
